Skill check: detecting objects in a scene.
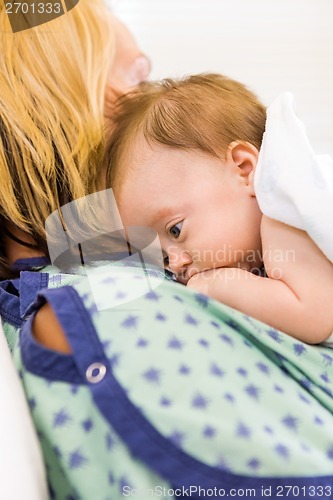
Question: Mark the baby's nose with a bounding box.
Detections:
[168,250,192,276]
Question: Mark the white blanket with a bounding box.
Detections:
[0,321,48,499]
[254,92,333,264]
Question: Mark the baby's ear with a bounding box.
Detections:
[227,141,258,196]
[247,169,256,196]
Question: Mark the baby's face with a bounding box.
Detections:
[116,144,263,283]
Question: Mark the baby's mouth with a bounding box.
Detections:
[175,267,202,285]
[174,273,188,285]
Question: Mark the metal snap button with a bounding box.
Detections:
[86,362,107,384]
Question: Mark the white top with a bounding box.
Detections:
[254,92,333,264]
[0,320,48,499]
[254,92,333,346]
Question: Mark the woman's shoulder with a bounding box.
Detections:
[33,302,71,353]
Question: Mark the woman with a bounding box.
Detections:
[0,0,150,279]
[0,1,332,498]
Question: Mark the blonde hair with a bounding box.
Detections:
[105,73,266,192]
[0,0,114,276]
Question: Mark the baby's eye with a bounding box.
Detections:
[169,221,183,239]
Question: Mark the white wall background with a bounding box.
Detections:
[110,0,333,156]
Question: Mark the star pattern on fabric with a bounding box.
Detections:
[87,302,98,316]
[160,397,172,407]
[293,343,307,356]
[169,431,186,448]
[136,338,149,348]
[80,292,91,303]
[298,391,311,404]
[115,291,127,300]
[321,353,333,366]
[68,449,89,469]
[320,372,330,384]
[244,384,260,400]
[82,419,93,432]
[224,393,235,403]
[236,422,251,438]
[267,328,283,343]
[327,445,333,460]
[109,353,121,368]
[53,408,72,428]
[275,444,290,459]
[101,340,111,350]
[203,425,216,438]
[219,334,234,346]
[100,276,118,285]
[119,477,132,493]
[198,338,209,348]
[70,385,79,395]
[145,291,160,301]
[156,312,166,321]
[142,367,162,384]
[281,415,299,431]
[225,319,239,330]
[121,315,139,329]
[147,269,162,279]
[179,364,191,375]
[215,457,231,471]
[210,363,225,377]
[168,336,184,350]
[314,416,324,426]
[29,397,37,409]
[256,362,270,374]
[106,433,116,450]
[173,295,184,302]
[194,293,209,308]
[192,393,210,409]
[185,313,199,326]
[247,458,261,470]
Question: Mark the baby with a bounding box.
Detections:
[105,73,333,345]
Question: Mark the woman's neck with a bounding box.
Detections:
[4,224,45,265]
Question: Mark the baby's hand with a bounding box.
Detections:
[187,268,228,296]
[187,267,261,306]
